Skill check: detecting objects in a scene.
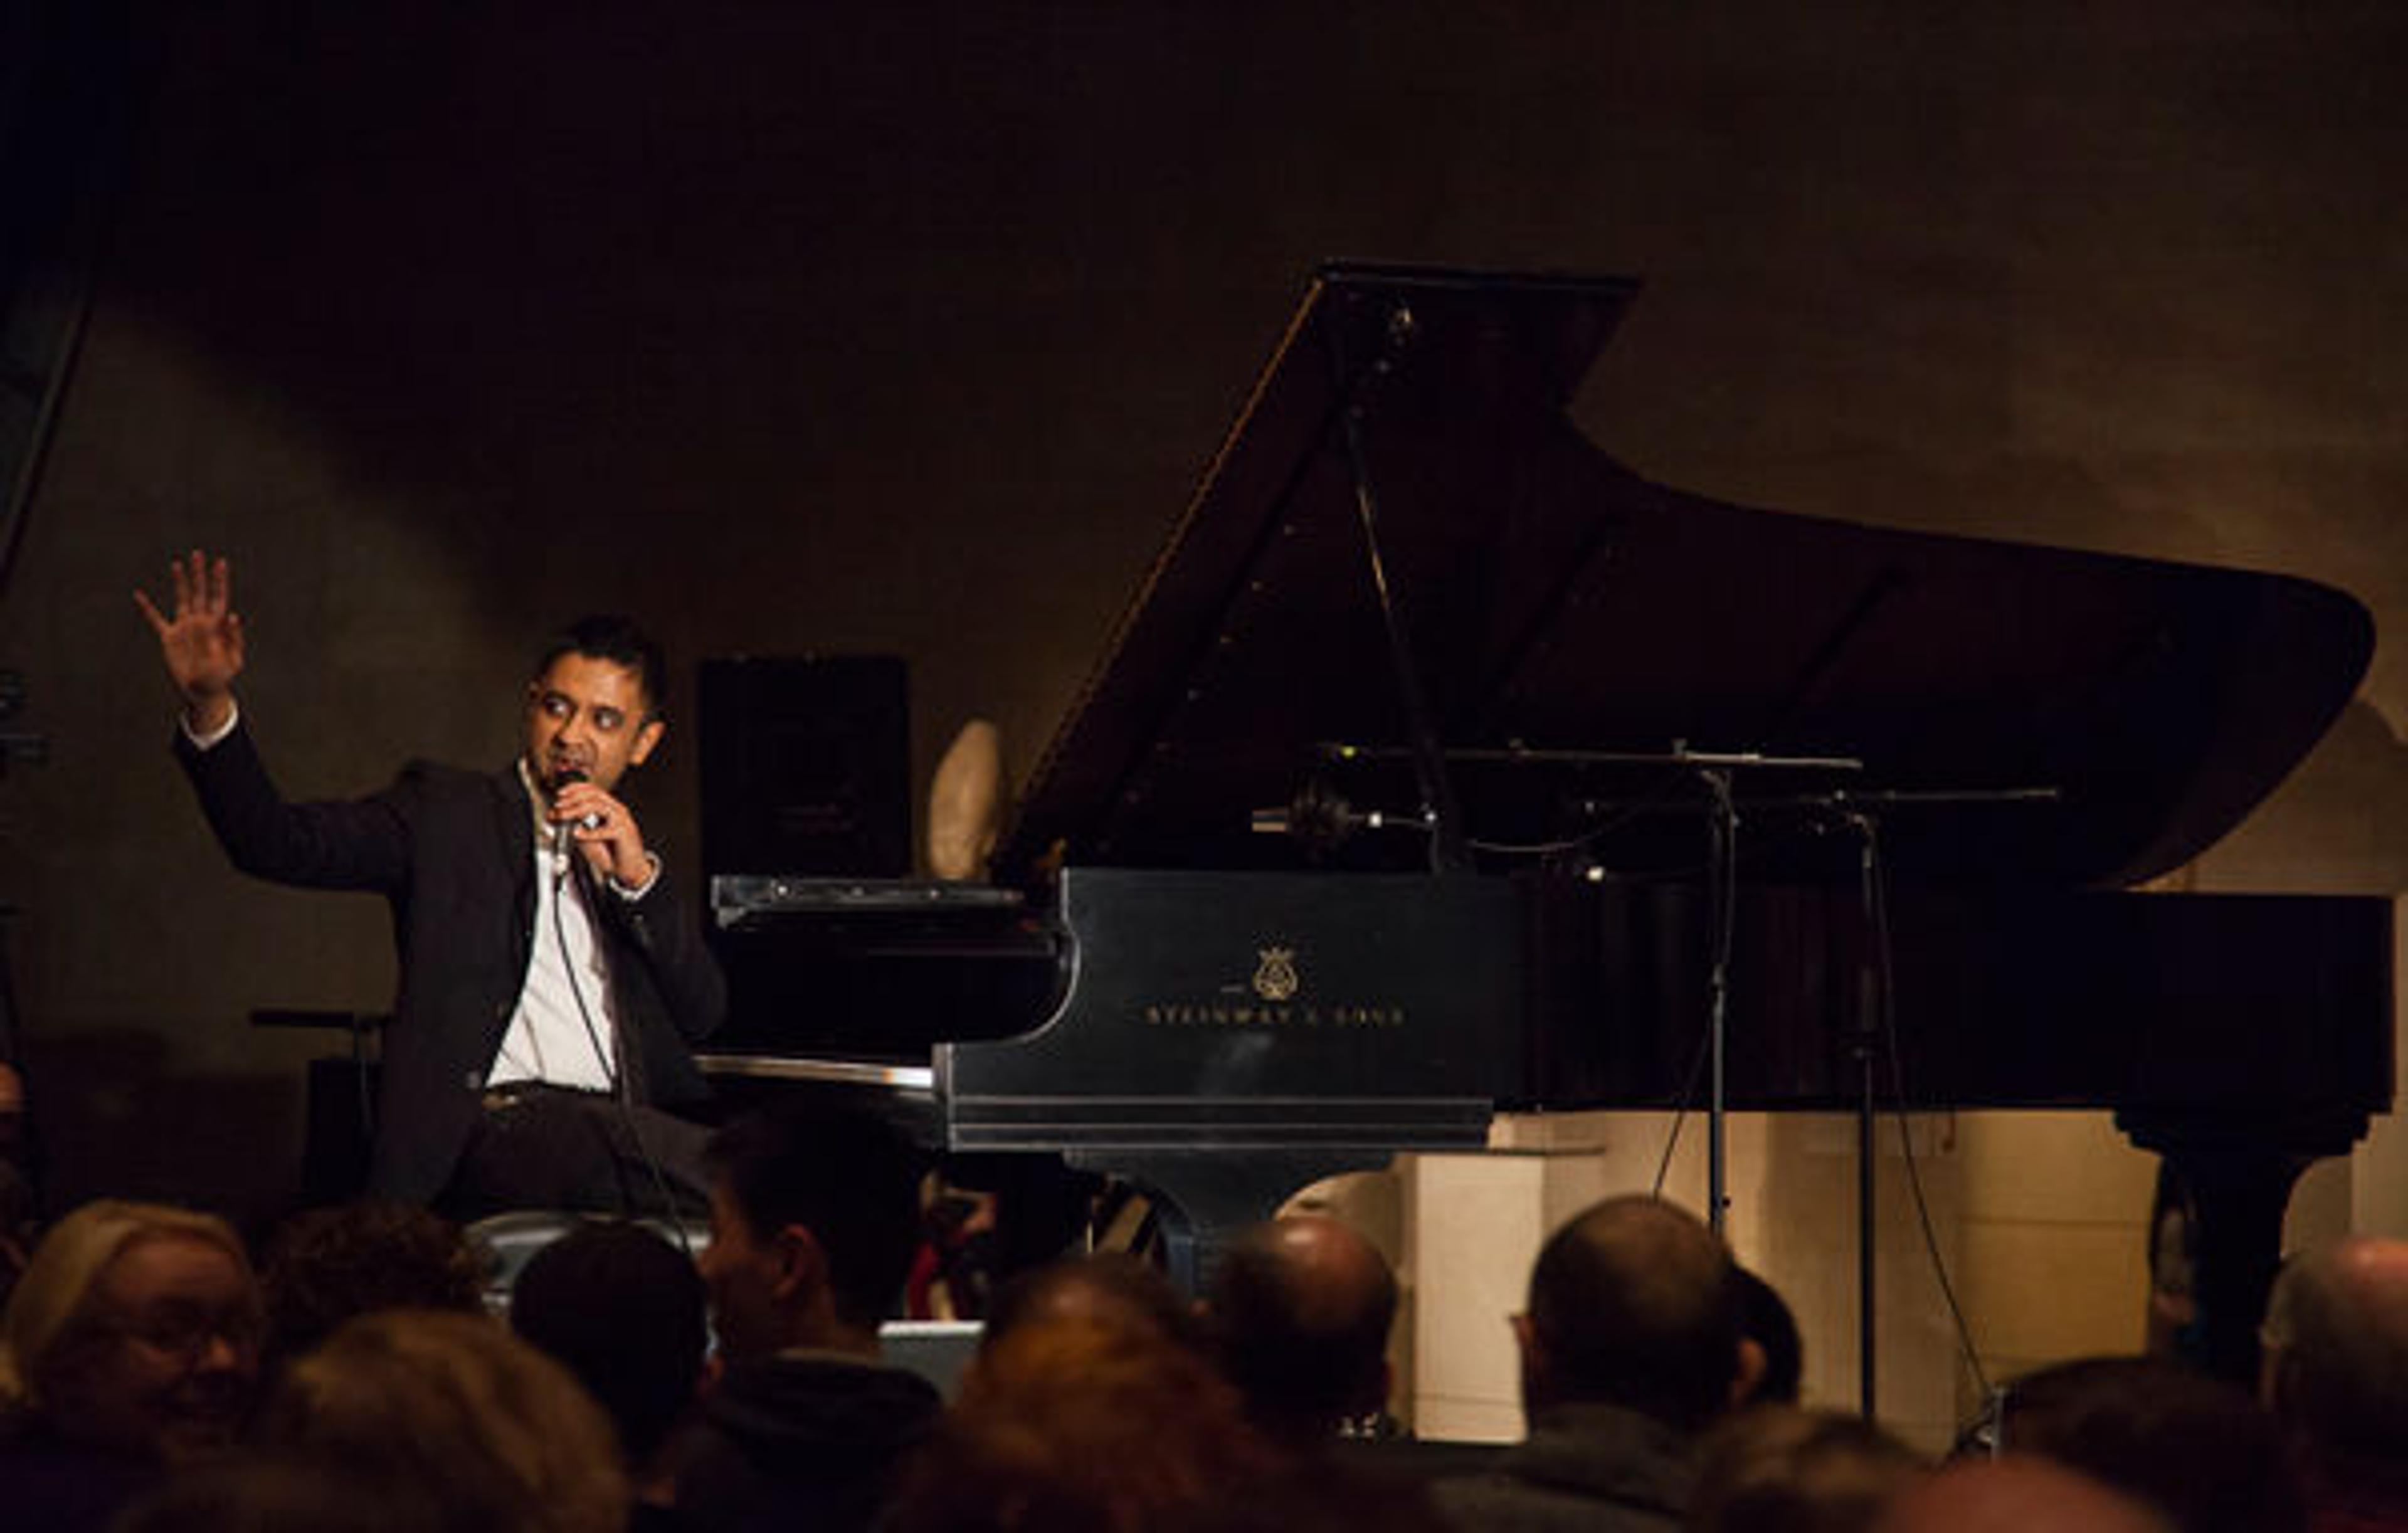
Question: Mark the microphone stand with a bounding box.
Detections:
[1700,767,1736,1236]
[1748,785,2056,1420]
[1847,811,1883,1420]
[1673,751,1869,1240]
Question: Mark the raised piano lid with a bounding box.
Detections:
[996,263,2374,889]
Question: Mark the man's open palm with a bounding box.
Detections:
[135,549,246,722]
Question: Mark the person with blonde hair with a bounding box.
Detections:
[256,1307,626,1533]
[0,1199,262,1530]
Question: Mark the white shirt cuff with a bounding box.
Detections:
[181,700,241,751]
[608,851,663,900]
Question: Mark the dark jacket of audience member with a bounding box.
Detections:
[677,1353,943,1533]
[1995,1354,2305,1533]
[0,1200,261,1533]
[675,1105,939,1533]
[1435,1195,1756,1533]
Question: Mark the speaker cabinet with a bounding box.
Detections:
[698,656,911,878]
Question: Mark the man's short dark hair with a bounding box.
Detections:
[703,1105,924,1332]
[536,615,668,719]
[1526,1195,1742,1433]
[1735,1265,1803,1406]
[510,1220,707,1467]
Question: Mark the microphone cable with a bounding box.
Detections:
[551,830,692,1254]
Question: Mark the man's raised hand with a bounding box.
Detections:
[134,549,246,734]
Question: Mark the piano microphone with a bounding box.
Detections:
[1249,782,1431,848]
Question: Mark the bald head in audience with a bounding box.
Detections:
[1207,1214,1397,1445]
[1518,1194,1756,1431]
[1877,1458,2173,1533]
[2261,1235,2408,1511]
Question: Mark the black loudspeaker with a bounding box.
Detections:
[697,656,911,878]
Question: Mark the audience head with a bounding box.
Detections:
[698,1104,925,1359]
[984,1251,1200,1354]
[510,1218,707,1467]
[892,1315,1277,1533]
[1206,1214,1397,1443]
[1996,1354,2303,1533]
[1517,1194,1750,1431]
[109,1450,452,1533]
[256,1307,625,1533]
[1691,1404,1928,1533]
[1733,1265,1803,1406]
[2261,1235,2408,1499]
[0,1198,260,1461]
[258,1199,482,1374]
[1877,1457,2174,1533]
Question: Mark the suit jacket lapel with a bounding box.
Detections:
[496,765,537,1040]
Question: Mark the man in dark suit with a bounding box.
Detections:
[138,549,725,1216]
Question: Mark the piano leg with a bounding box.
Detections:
[2120,1109,2368,1388]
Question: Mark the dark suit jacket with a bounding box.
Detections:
[176,720,725,1201]
[1431,1402,1696,1533]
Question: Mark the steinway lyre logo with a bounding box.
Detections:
[1252,945,1300,1003]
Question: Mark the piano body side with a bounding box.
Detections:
[936,866,1523,1283]
[1522,880,2394,1127]
[939,867,1518,1154]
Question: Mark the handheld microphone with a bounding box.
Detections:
[552,767,605,859]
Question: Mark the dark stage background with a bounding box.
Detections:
[1,0,2402,1222]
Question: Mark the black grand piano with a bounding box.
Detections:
[705,265,2391,1388]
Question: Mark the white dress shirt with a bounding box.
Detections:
[186,705,642,1093]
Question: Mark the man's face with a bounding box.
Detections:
[696,1181,784,1363]
[524,652,663,796]
[45,1233,261,1461]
